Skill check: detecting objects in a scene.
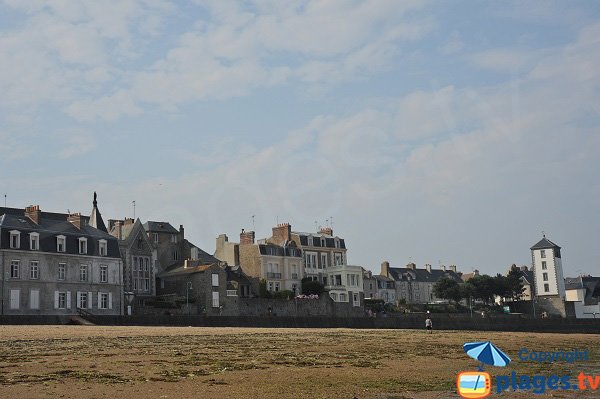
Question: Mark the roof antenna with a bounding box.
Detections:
[542,230,545,238]
[251,215,255,231]
[3,194,6,207]
[132,200,136,219]
[330,216,333,229]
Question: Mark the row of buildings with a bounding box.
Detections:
[1,194,597,318]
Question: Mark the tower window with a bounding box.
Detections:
[540,250,546,259]
[541,261,547,270]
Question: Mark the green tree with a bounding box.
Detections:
[433,277,463,303]
[301,278,324,295]
[505,264,525,301]
[259,279,271,298]
[469,275,497,304]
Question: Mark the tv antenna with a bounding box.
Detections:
[132,200,136,219]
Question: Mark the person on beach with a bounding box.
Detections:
[425,317,432,334]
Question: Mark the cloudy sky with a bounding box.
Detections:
[1,0,599,276]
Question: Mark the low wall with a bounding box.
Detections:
[1,314,598,333]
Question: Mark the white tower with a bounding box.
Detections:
[531,235,565,299]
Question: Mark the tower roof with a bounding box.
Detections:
[88,191,108,233]
[530,236,560,250]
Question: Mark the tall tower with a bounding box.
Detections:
[530,235,565,299]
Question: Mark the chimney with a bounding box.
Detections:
[441,265,446,271]
[179,224,185,239]
[473,269,480,276]
[425,264,432,273]
[272,223,291,245]
[67,213,83,229]
[114,220,123,240]
[124,218,134,226]
[449,265,457,273]
[240,229,255,245]
[25,205,41,224]
[319,226,333,236]
[520,265,528,272]
[381,261,390,277]
[406,262,416,270]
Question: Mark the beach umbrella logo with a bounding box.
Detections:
[456,342,511,398]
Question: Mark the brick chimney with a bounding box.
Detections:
[25,205,41,224]
[381,261,390,277]
[68,212,83,229]
[319,226,333,236]
[272,223,291,245]
[449,265,457,273]
[240,229,255,245]
[113,220,123,239]
[425,264,432,273]
[406,262,416,270]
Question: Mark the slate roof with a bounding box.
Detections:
[88,192,107,233]
[294,232,346,249]
[159,260,217,278]
[565,276,600,305]
[143,221,179,234]
[188,241,220,264]
[258,243,302,257]
[224,265,252,285]
[0,206,120,258]
[387,266,462,283]
[530,237,561,250]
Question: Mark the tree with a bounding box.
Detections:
[433,277,463,303]
[301,278,324,295]
[468,275,497,304]
[505,264,525,301]
[259,279,271,298]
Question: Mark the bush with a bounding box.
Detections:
[272,290,294,300]
[301,278,324,295]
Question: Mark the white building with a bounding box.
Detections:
[531,236,566,298]
[565,276,600,319]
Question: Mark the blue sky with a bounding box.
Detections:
[1,0,599,276]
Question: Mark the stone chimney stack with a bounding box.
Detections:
[179,224,185,239]
[124,218,134,226]
[406,262,416,270]
[441,265,447,271]
[25,205,41,224]
[381,261,390,277]
[272,223,291,245]
[449,265,457,273]
[114,220,123,239]
[240,229,255,245]
[425,264,432,273]
[67,213,83,229]
[319,226,333,236]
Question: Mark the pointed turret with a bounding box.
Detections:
[89,191,108,233]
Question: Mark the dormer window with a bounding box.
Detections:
[30,232,40,251]
[334,239,340,248]
[307,236,313,246]
[78,237,88,254]
[320,238,325,247]
[10,230,20,249]
[57,235,66,252]
[99,239,107,256]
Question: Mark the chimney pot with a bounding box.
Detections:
[25,205,42,224]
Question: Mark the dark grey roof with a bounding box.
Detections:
[565,276,600,305]
[294,232,346,249]
[387,266,462,283]
[187,240,220,264]
[530,237,561,250]
[88,192,107,233]
[521,270,534,285]
[0,207,120,258]
[564,277,583,290]
[258,243,302,257]
[143,221,179,234]
[224,265,252,285]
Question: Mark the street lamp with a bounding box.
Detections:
[186,282,193,315]
[124,292,135,316]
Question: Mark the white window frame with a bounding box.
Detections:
[100,265,108,283]
[99,293,109,309]
[9,230,20,249]
[212,273,219,287]
[353,293,360,307]
[307,236,313,246]
[339,293,347,302]
[79,264,88,282]
[212,291,219,308]
[78,237,88,255]
[30,289,40,310]
[58,263,66,280]
[30,261,39,279]
[57,235,66,252]
[320,253,327,269]
[30,232,40,250]
[10,260,20,279]
[99,239,107,256]
[57,292,67,309]
[153,233,158,243]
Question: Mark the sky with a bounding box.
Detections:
[1,0,599,277]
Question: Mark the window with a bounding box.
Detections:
[99,293,110,309]
[335,239,340,248]
[320,238,325,247]
[30,290,40,309]
[541,261,547,270]
[353,293,360,307]
[307,236,313,246]
[153,233,158,243]
[77,292,89,309]
[57,235,66,252]
[58,263,66,280]
[339,293,346,302]
[132,257,138,272]
[334,253,343,266]
[99,240,107,256]
[10,260,20,279]
[143,278,150,291]
[320,253,327,269]
[542,272,548,282]
[9,230,20,249]
[10,289,20,309]
[305,253,317,269]
[78,237,88,254]
[541,250,546,259]
[30,261,39,279]
[172,249,179,261]
[171,234,177,243]
[57,292,67,309]
[212,273,219,287]
[79,264,88,281]
[144,258,149,272]
[212,291,219,308]
[100,265,108,283]
[30,233,39,250]
[544,283,550,292]
[291,264,298,280]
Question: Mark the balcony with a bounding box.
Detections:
[267,272,282,279]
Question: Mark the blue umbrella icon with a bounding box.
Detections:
[463,341,511,371]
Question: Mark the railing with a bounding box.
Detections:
[226,290,238,297]
[267,272,282,279]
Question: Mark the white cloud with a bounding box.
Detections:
[57,129,97,159]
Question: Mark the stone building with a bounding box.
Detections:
[0,194,122,315]
[108,218,158,304]
[362,269,377,299]
[381,261,462,304]
[531,235,566,317]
